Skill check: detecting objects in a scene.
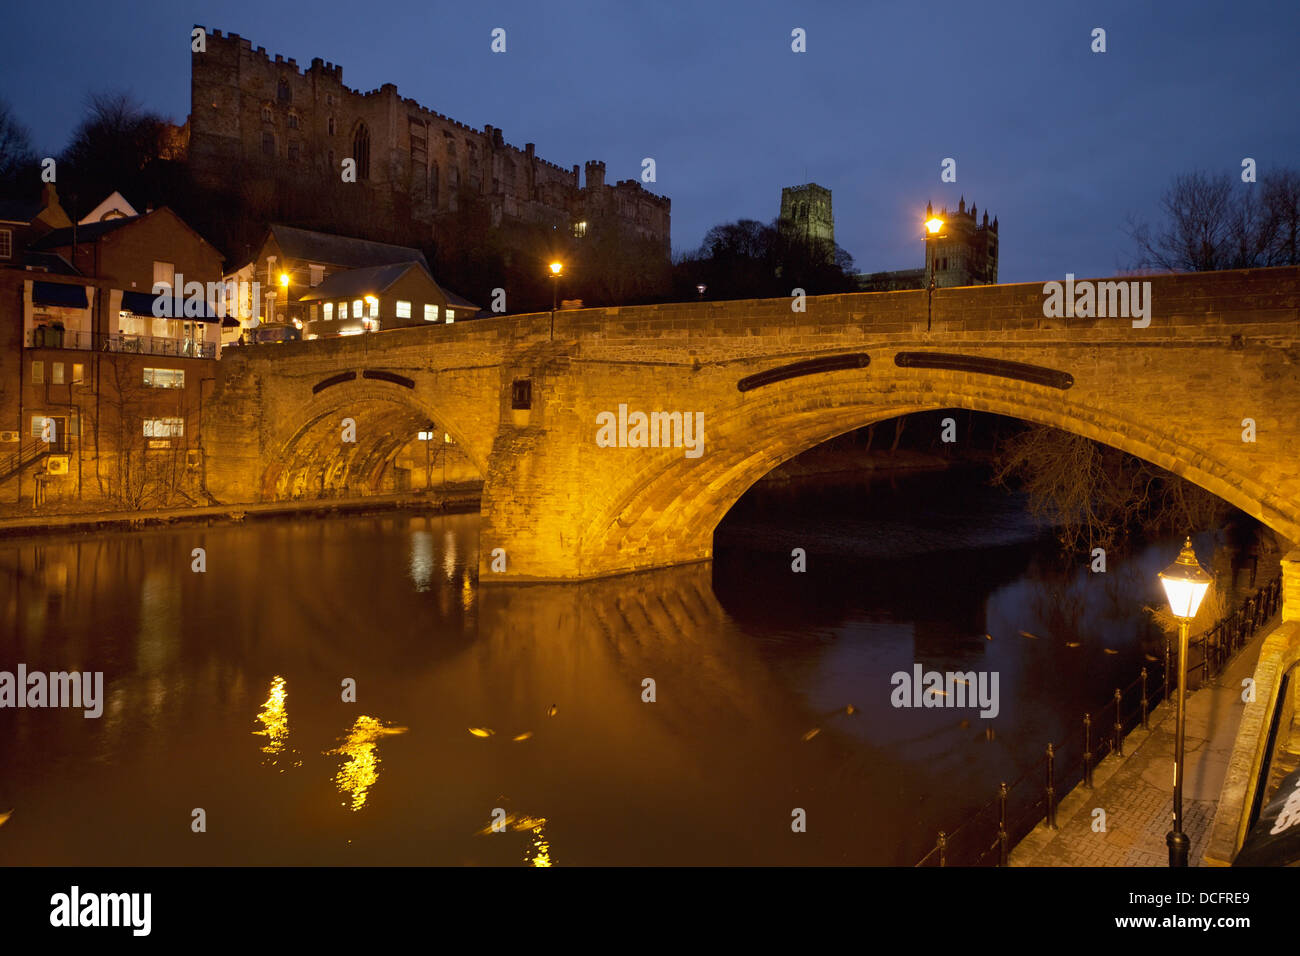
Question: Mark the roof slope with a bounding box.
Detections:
[269,224,428,270]
[298,261,424,301]
[29,215,140,249]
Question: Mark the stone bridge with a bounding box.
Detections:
[203,266,1300,580]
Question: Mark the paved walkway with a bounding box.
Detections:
[1010,625,1271,866]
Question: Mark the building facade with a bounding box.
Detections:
[188,27,670,251]
[857,198,999,291]
[1,205,225,509]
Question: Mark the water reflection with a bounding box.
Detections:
[326,715,408,812]
[253,675,299,769]
[0,479,1276,865]
[475,810,554,867]
[410,531,434,592]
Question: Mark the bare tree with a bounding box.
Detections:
[1127,168,1300,272]
[1264,167,1300,266]
[0,97,35,196]
[993,424,1229,556]
[89,357,188,509]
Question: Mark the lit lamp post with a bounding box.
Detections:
[923,205,946,332]
[278,271,290,328]
[1158,536,1213,868]
[363,295,379,333]
[548,261,563,340]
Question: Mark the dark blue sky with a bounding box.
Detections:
[3,0,1296,281]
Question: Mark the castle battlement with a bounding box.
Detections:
[188,26,669,251]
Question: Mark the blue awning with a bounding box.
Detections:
[32,281,88,308]
[119,290,223,322]
[119,291,161,316]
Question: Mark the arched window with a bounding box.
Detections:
[352,123,370,180]
[328,116,335,136]
[277,79,291,103]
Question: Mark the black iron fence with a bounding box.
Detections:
[915,574,1282,866]
[26,329,216,359]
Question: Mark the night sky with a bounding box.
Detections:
[2,0,1296,281]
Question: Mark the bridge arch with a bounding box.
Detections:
[574,369,1295,578]
[260,378,484,500]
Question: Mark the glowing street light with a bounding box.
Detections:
[548,261,564,339]
[1158,536,1213,868]
[278,272,290,288]
[922,204,947,331]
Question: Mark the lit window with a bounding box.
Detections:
[31,415,52,438]
[31,360,43,383]
[324,302,334,321]
[367,298,378,318]
[352,299,362,319]
[309,304,318,322]
[445,309,455,324]
[418,431,433,441]
[0,229,11,259]
[143,418,184,438]
[424,304,438,322]
[72,363,84,384]
[396,300,411,319]
[339,302,348,320]
[143,368,185,389]
[572,221,587,238]
[52,362,64,385]
[153,261,175,290]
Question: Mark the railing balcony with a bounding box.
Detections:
[25,329,216,359]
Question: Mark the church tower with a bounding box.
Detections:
[778,183,834,247]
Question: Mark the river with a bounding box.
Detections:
[0,468,1245,864]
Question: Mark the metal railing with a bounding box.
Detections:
[915,574,1282,867]
[25,329,216,359]
[0,437,54,483]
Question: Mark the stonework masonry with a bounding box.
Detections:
[188,27,670,249]
[201,265,1300,582]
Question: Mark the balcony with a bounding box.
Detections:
[25,329,216,359]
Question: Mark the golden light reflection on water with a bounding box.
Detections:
[253,676,300,769]
[475,812,554,866]
[528,819,552,867]
[326,716,408,811]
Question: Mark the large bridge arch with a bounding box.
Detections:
[573,369,1296,580]
[258,378,486,500]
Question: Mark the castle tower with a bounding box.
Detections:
[778,183,834,247]
[925,198,998,287]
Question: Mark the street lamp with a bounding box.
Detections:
[696,283,707,299]
[922,204,946,332]
[1158,536,1214,868]
[548,261,563,340]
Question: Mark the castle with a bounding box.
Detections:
[186,27,670,252]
